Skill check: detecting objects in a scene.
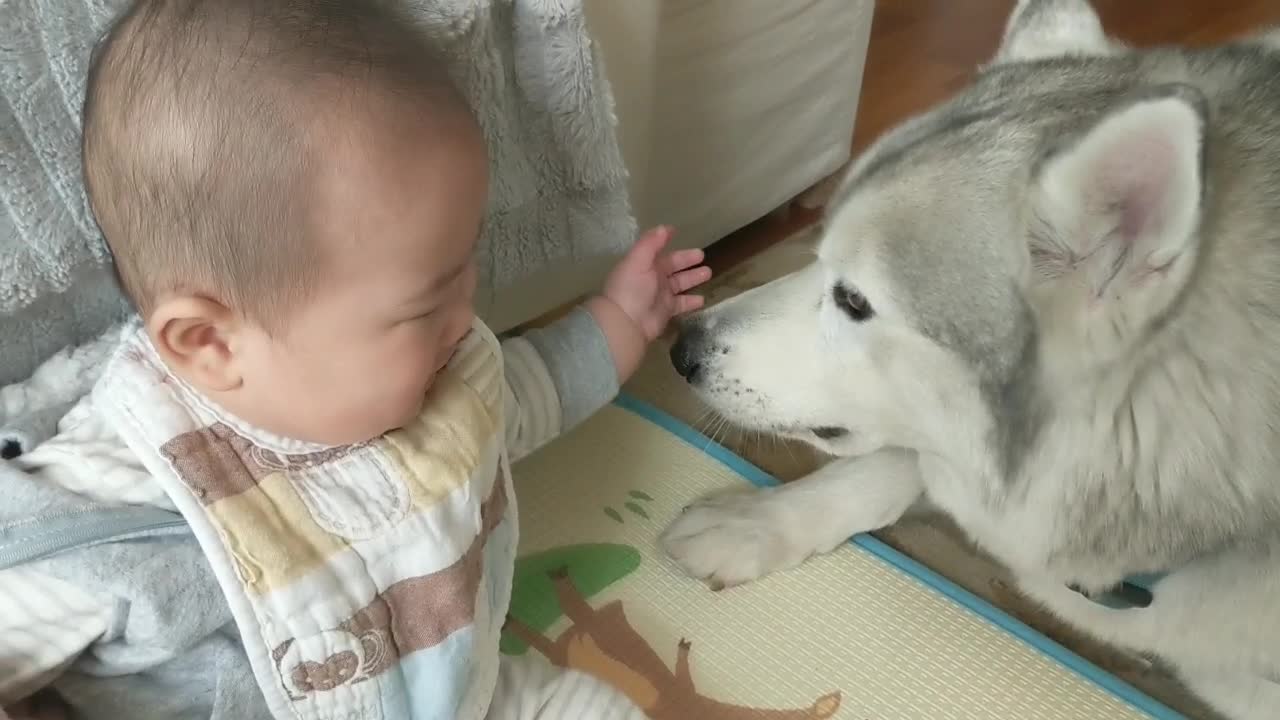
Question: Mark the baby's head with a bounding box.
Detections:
[83,0,488,444]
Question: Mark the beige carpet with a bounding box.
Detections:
[619,225,1217,719]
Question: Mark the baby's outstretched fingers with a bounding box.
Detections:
[625,226,675,269]
[670,266,713,294]
[675,294,706,315]
[663,247,706,274]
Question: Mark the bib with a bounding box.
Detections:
[93,319,519,720]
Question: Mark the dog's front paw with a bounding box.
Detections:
[660,488,809,590]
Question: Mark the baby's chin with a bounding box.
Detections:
[297,399,427,446]
[389,400,426,434]
[343,377,439,443]
[231,391,430,446]
[381,386,434,435]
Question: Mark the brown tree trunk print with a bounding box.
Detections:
[503,567,844,720]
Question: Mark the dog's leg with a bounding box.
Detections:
[1178,670,1280,720]
[660,449,922,589]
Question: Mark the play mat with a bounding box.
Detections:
[503,395,1186,720]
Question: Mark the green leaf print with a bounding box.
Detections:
[501,543,641,655]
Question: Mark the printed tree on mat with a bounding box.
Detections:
[500,543,641,655]
[503,565,844,720]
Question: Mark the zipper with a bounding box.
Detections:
[0,506,190,571]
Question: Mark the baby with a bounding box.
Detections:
[0,1,708,719]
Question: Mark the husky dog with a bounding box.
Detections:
[660,1,1280,717]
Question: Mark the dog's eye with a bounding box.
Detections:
[832,283,873,322]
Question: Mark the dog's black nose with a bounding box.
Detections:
[670,321,710,384]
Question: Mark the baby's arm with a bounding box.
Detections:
[500,226,710,462]
[501,306,618,462]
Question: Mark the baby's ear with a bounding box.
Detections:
[147,296,243,392]
[1029,84,1208,303]
[991,0,1118,65]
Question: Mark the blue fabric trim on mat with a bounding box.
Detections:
[613,393,1186,720]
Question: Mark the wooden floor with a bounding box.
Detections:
[705,0,1280,272]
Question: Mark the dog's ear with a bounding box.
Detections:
[1029,85,1208,301]
[992,0,1116,65]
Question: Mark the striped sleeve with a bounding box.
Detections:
[501,306,620,463]
[501,335,562,463]
[0,568,109,704]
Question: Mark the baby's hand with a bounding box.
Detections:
[603,226,712,341]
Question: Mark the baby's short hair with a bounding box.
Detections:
[82,0,472,326]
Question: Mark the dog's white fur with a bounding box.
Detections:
[661,2,1280,717]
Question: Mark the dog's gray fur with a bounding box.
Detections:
[660,2,1280,716]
